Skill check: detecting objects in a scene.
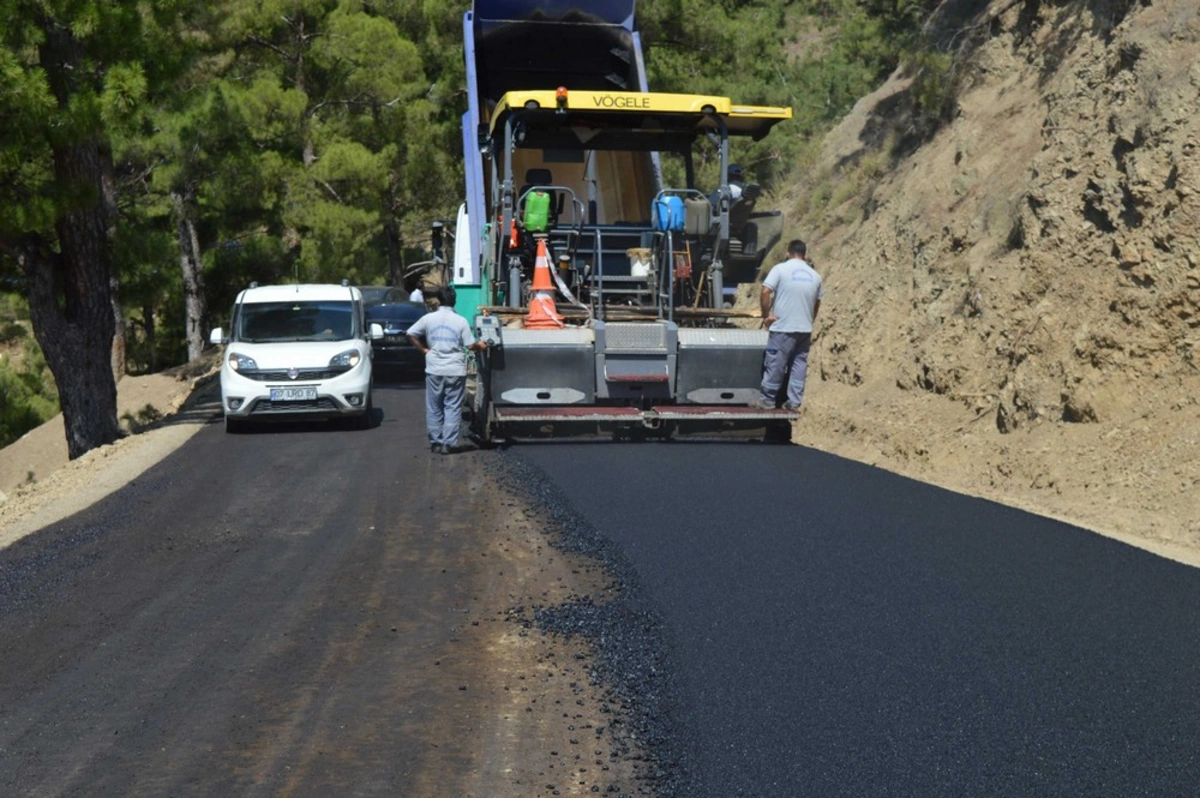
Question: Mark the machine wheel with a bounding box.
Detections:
[469,351,494,446]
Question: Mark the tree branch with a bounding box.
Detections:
[315,177,342,203]
[246,36,296,65]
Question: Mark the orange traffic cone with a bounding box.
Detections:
[525,238,563,329]
[530,238,554,291]
[525,292,564,328]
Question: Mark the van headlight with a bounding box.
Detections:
[228,352,258,372]
[330,349,362,369]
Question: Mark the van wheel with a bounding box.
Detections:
[225,415,246,434]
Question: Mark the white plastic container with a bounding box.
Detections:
[627,247,652,278]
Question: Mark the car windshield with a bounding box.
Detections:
[359,286,403,305]
[236,300,355,343]
[366,302,426,325]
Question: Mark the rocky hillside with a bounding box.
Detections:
[771,0,1199,556]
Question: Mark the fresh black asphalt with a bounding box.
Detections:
[511,441,1200,797]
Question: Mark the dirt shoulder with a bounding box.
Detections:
[0,362,222,548]
[797,380,1200,569]
[765,0,1200,568]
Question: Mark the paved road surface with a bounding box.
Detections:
[6,379,1199,797]
[0,382,644,797]
[515,441,1200,796]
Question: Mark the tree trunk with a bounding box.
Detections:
[376,101,404,288]
[14,8,120,460]
[111,275,127,381]
[22,139,121,460]
[101,142,126,382]
[142,303,158,372]
[296,17,316,170]
[384,216,403,287]
[172,189,208,362]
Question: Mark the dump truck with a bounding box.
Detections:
[452,0,797,442]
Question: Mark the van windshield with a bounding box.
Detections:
[236,301,356,343]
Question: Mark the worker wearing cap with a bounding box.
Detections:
[757,239,822,411]
[407,285,487,454]
[709,163,746,208]
[726,164,745,201]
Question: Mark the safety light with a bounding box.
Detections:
[556,86,568,114]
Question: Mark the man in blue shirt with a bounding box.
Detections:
[757,239,823,411]
[407,286,488,453]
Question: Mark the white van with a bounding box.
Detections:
[209,283,383,432]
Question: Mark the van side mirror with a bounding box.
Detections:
[369,323,383,340]
[209,328,226,345]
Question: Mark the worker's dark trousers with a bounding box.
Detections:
[425,374,466,447]
[760,331,812,409]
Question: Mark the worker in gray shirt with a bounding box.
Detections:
[757,239,823,411]
[407,285,487,453]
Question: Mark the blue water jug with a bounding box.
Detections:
[652,196,685,232]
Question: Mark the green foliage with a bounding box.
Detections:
[0,335,59,449]
[0,0,186,222]
[3,0,948,405]
[638,0,933,193]
[905,48,958,131]
[120,403,164,434]
[0,321,26,343]
[100,63,150,131]
[0,292,29,322]
[313,10,425,100]
[82,0,472,368]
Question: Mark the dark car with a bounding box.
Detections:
[366,300,427,375]
[358,285,409,305]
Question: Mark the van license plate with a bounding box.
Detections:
[271,386,318,402]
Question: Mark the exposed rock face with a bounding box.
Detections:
[776,0,1200,552]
